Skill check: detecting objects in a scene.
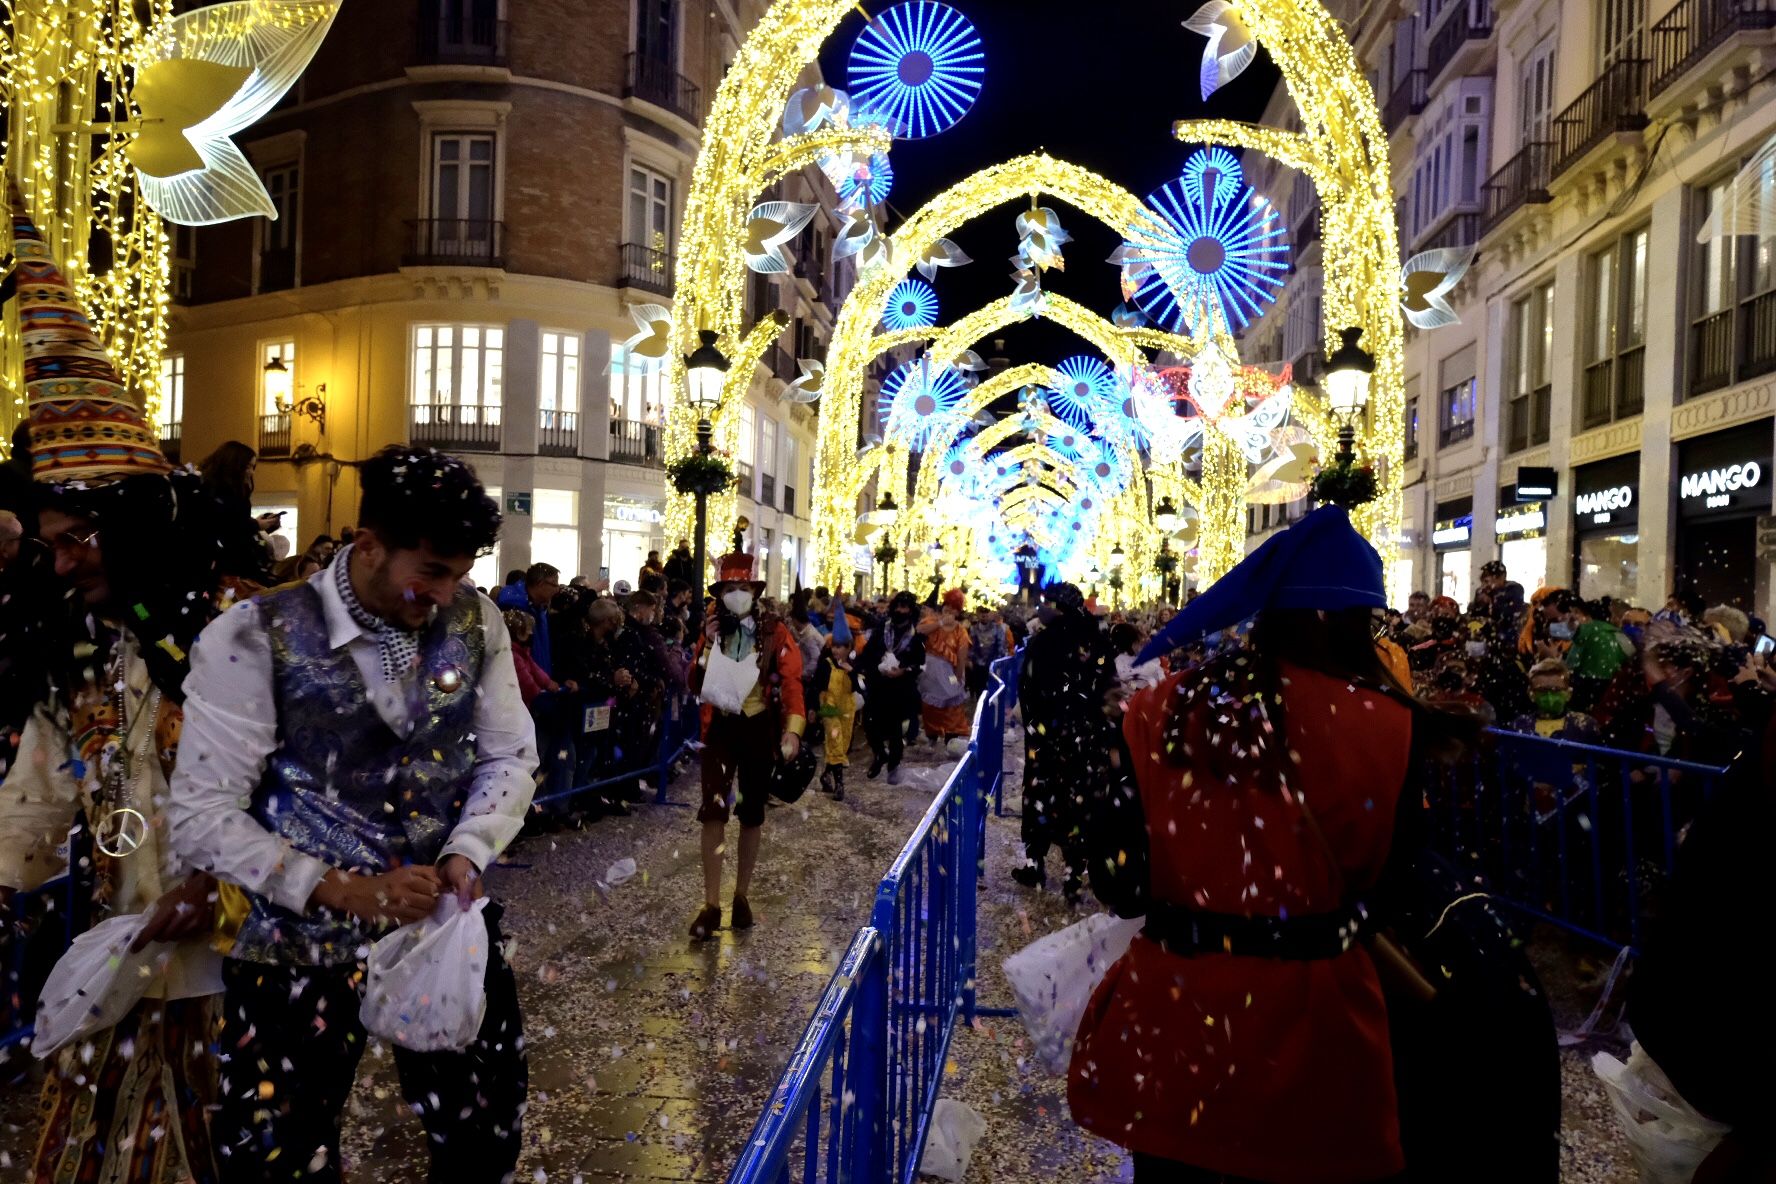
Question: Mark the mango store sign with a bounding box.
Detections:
[1680,462,1762,510]
[1575,485,1632,526]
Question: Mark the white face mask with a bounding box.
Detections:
[722,589,755,616]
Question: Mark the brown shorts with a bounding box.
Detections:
[699,710,777,827]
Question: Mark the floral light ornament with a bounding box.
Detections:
[614,303,674,375]
[129,0,343,225]
[1051,355,1118,421]
[1399,245,1475,330]
[1014,205,1070,272]
[743,201,819,273]
[846,1,986,140]
[915,237,972,279]
[1182,1,1257,101]
[878,356,969,450]
[881,278,940,331]
[782,84,851,135]
[834,207,891,271]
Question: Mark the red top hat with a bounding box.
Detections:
[711,551,765,592]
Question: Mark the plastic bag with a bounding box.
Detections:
[32,913,165,1057]
[700,646,760,714]
[918,654,968,708]
[1593,1042,1730,1184]
[1002,912,1142,1074]
[918,1098,986,1181]
[360,897,491,1053]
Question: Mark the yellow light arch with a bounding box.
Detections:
[667,0,1402,590]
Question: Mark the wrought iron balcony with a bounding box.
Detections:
[1551,59,1649,180]
[258,412,291,458]
[409,403,502,451]
[626,52,701,122]
[1413,211,1483,255]
[620,242,674,295]
[609,418,662,467]
[783,484,797,516]
[1480,142,1553,236]
[1383,70,1428,132]
[404,219,505,268]
[539,409,578,457]
[1427,4,1494,85]
[1651,0,1776,97]
[160,420,183,466]
[760,472,777,508]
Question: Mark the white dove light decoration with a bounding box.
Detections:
[744,202,819,274]
[1400,245,1477,329]
[1183,1,1257,101]
[613,304,674,375]
[128,0,343,225]
[785,359,826,404]
[916,237,972,280]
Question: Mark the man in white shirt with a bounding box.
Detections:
[168,446,537,1184]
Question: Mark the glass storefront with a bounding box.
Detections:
[1432,497,1473,605]
[1572,454,1640,604]
[1495,486,1548,594]
[1675,420,1772,611]
[602,495,665,587]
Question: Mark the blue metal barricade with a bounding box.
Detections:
[727,653,1018,1184]
[1425,727,1730,952]
[531,689,701,811]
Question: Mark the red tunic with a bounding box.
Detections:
[1068,663,1411,1183]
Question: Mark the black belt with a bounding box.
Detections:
[1143,899,1370,961]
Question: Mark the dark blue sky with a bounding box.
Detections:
[817,0,1280,362]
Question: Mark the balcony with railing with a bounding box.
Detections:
[1551,58,1650,180]
[1742,287,1776,379]
[1581,347,1645,429]
[1692,309,1735,396]
[539,409,578,457]
[417,6,507,66]
[760,472,777,508]
[1427,4,1494,84]
[404,219,505,268]
[737,460,755,494]
[767,344,798,383]
[620,242,674,295]
[1439,416,1476,449]
[409,403,502,451]
[609,418,662,466]
[626,53,701,122]
[1506,384,1552,453]
[1413,210,1483,255]
[1689,288,1776,396]
[1383,69,1428,132]
[258,412,291,458]
[160,421,183,466]
[1651,0,1776,98]
[783,484,797,516]
[1481,141,1553,235]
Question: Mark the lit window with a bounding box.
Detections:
[532,488,579,580]
[541,331,581,425]
[607,342,665,424]
[158,353,186,439]
[411,324,505,423]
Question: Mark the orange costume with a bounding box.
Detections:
[920,590,972,739]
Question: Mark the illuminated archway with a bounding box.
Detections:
[667,0,1402,589]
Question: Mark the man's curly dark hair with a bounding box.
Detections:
[357,445,501,558]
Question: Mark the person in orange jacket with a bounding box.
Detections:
[687,552,805,939]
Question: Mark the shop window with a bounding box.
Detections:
[1508,280,1555,449]
[532,488,579,581]
[1691,163,1776,397]
[1438,376,1476,447]
[470,485,503,591]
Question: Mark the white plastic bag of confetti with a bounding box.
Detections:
[604,857,637,886]
[360,896,490,1052]
[918,1098,986,1181]
[1002,912,1141,1074]
[32,913,165,1057]
[1593,1042,1729,1184]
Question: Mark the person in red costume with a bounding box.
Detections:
[1070,505,1533,1184]
[686,551,805,939]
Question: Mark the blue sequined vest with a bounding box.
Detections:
[231,581,486,966]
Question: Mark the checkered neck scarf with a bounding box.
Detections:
[334,545,420,681]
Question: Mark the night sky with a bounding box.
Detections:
[816,0,1280,363]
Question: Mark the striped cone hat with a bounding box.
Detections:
[7,180,169,486]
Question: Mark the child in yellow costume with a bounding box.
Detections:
[816,595,861,801]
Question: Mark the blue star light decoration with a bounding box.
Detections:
[1121,147,1289,335]
[882,278,940,331]
[878,357,969,450]
[1051,355,1117,421]
[848,1,986,140]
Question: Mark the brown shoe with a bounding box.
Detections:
[729,896,755,930]
[689,904,722,940]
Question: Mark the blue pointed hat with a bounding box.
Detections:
[1138,504,1385,663]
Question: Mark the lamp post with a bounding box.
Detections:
[1154,496,1181,604]
[684,329,729,628]
[875,490,899,595]
[1323,327,1375,467]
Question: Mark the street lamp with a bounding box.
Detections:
[262,355,292,418]
[684,329,729,626]
[1154,496,1181,604]
[1109,543,1125,570]
[1324,326,1374,466]
[876,490,899,527]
